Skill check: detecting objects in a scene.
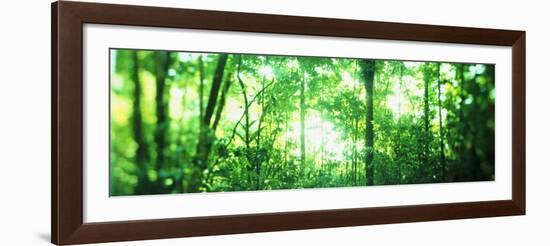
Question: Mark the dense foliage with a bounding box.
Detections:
[110,49,495,196]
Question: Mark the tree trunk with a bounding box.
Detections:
[131,52,150,194]
[352,61,359,185]
[396,62,404,184]
[202,54,229,127]
[470,69,480,179]
[212,71,232,131]
[235,59,254,186]
[453,64,467,182]
[191,54,229,192]
[457,64,465,162]
[320,86,326,169]
[154,52,171,174]
[198,55,205,122]
[300,70,307,168]
[422,63,431,179]
[361,59,375,186]
[256,64,268,190]
[236,60,250,150]
[437,64,446,182]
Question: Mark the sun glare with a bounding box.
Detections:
[286,113,346,164]
[342,72,359,88]
[225,98,245,123]
[169,88,185,118]
[259,66,274,80]
[387,79,406,118]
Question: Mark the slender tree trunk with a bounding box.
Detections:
[396,62,404,184]
[236,73,250,149]
[320,88,325,168]
[457,64,465,158]
[454,64,466,182]
[212,71,232,131]
[202,54,229,127]
[437,64,446,181]
[235,59,254,186]
[222,79,276,153]
[131,52,150,194]
[361,59,375,186]
[154,52,171,177]
[352,61,359,185]
[470,70,480,179]
[256,67,268,190]
[300,70,307,168]
[458,65,466,128]
[191,54,228,192]
[198,55,205,122]
[422,63,431,180]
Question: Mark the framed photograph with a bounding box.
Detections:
[52,1,525,245]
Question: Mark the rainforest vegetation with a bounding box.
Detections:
[110,49,495,196]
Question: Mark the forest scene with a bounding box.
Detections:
[110,49,495,196]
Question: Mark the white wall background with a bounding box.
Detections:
[0,0,547,245]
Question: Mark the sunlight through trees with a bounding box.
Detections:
[110,49,495,196]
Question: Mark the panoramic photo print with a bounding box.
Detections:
[109,49,495,196]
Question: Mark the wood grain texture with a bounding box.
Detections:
[52,1,526,244]
[511,33,526,213]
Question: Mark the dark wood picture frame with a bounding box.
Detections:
[52,1,525,245]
